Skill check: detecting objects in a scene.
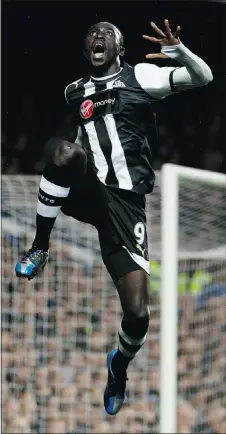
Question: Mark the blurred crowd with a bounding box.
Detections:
[1,106,225,176]
[2,230,226,433]
[2,93,226,432]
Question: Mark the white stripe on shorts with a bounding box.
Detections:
[122,246,150,275]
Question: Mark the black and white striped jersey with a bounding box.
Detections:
[64,41,213,195]
[64,62,161,194]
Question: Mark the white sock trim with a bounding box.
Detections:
[40,176,70,197]
[118,342,137,358]
[119,324,147,346]
[37,201,61,218]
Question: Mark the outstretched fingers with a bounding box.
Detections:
[150,21,166,38]
[143,18,181,54]
[142,35,162,44]
[174,25,181,39]
[164,19,172,38]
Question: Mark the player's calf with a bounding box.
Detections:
[104,311,150,415]
[113,309,150,374]
[104,270,150,415]
[113,269,150,373]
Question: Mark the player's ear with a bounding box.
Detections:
[119,46,125,57]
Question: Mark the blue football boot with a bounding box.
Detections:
[15,247,49,280]
[104,349,127,415]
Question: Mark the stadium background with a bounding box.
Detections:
[2,1,226,433]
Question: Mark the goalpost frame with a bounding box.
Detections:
[159,163,226,434]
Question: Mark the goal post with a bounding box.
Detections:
[160,164,226,434]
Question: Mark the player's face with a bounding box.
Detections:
[84,23,122,68]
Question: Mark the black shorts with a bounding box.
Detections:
[61,164,150,282]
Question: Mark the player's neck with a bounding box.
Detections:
[91,59,121,78]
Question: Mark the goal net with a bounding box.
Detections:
[2,167,226,434]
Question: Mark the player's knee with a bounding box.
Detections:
[123,306,150,340]
[53,142,87,173]
[125,303,150,321]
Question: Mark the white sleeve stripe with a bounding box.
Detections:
[40,176,70,197]
[64,86,69,104]
[37,201,61,218]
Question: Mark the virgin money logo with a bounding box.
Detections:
[80,100,94,119]
[80,97,116,119]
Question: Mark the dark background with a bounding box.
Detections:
[2,1,226,174]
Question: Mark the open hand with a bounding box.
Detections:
[143,19,181,60]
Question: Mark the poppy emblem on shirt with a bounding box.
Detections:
[80,99,94,119]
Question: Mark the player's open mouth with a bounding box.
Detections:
[92,42,105,59]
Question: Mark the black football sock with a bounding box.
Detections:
[112,315,149,375]
[32,163,72,250]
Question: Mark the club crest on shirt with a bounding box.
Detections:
[112,79,126,88]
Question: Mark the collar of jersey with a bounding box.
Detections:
[91,67,123,81]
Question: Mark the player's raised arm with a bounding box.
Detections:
[138,19,213,99]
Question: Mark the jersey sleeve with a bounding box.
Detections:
[135,63,177,99]
[64,78,83,105]
[64,82,76,105]
[64,80,84,145]
[135,42,213,99]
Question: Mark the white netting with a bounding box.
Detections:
[2,172,226,434]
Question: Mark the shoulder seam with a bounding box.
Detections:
[64,78,83,104]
